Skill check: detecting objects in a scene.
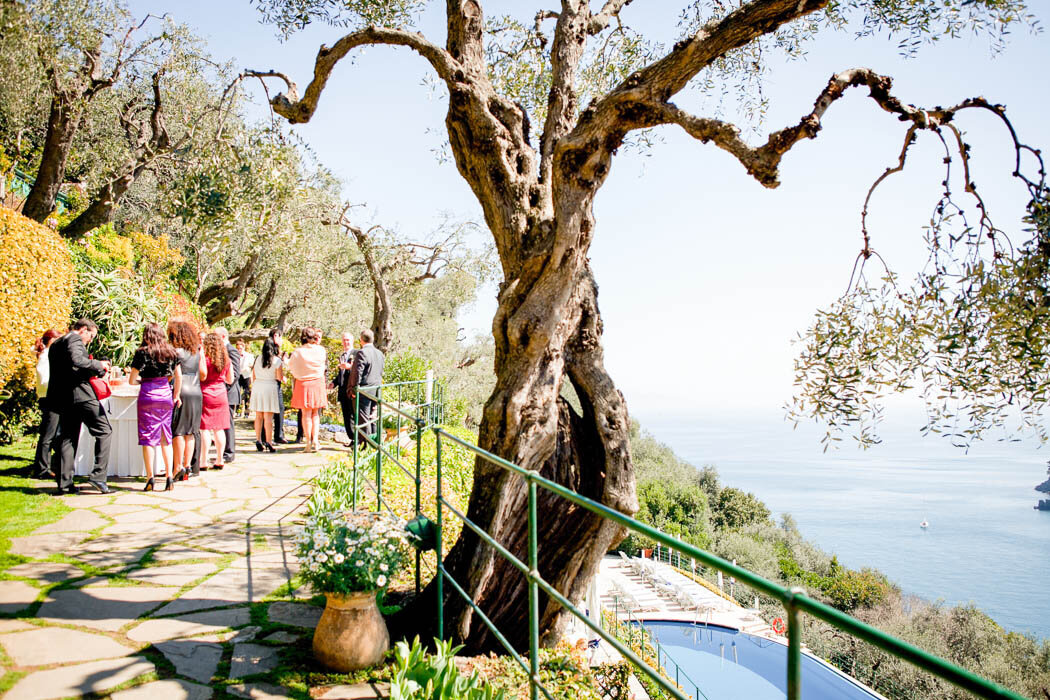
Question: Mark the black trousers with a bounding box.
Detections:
[57,400,111,489]
[339,397,355,444]
[273,385,285,440]
[189,427,202,475]
[34,397,60,476]
[223,403,236,460]
[356,395,378,447]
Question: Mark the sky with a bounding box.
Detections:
[130,1,1050,420]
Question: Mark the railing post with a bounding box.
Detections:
[528,476,539,700]
[414,418,423,594]
[435,431,444,641]
[786,588,803,700]
[352,388,359,510]
[376,387,383,511]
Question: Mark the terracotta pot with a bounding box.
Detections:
[313,591,390,671]
[641,548,653,558]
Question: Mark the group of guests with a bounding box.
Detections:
[33,319,385,494]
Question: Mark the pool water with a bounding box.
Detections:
[643,620,882,700]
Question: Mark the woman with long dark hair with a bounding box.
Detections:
[168,320,202,481]
[250,337,283,452]
[199,331,233,470]
[129,322,182,491]
[33,329,62,479]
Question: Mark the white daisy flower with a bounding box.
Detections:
[376,575,387,587]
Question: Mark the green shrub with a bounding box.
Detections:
[72,267,166,367]
[0,383,40,445]
[384,351,432,385]
[391,637,505,700]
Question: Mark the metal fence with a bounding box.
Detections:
[344,383,1024,700]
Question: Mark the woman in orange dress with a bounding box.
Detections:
[287,327,327,452]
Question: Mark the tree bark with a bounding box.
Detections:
[21,95,80,222]
[59,166,141,238]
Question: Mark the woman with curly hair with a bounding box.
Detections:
[168,320,202,480]
[129,323,181,491]
[199,331,233,470]
[287,327,327,452]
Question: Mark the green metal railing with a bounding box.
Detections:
[350,378,446,592]
[430,427,1026,700]
[5,167,72,212]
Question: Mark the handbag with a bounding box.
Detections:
[88,356,112,401]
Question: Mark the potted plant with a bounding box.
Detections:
[295,510,416,671]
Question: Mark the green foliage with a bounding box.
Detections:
[384,352,432,385]
[0,435,72,570]
[0,383,40,446]
[253,0,427,36]
[621,478,711,554]
[712,487,772,530]
[391,637,506,700]
[71,266,166,367]
[466,641,604,700]
[306,457,365,515]
[778,548,889,612]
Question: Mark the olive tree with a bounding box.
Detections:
[248,0,1041,651]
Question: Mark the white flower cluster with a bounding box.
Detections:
[295,510,416,594]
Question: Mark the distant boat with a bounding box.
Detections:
[920,519,929,529]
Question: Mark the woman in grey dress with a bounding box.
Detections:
[168,321,202,482]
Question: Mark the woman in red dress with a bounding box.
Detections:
[199,332,233,470]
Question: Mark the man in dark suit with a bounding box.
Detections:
[331,331,358,443]
[215,327,240,463]
[49,319,112,494]
[347,329,385,447]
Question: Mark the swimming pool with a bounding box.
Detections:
[642,620,883,700]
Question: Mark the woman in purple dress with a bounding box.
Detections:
[129,323,182,491]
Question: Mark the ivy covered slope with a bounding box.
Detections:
[0,208,75,442]
[623,423,1050,700]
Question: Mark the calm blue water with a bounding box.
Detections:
[644,620,880,700]
[637,411,1050,639]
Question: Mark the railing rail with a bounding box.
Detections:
[430,427,1026,700]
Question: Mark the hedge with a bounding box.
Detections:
[0,207,75,389]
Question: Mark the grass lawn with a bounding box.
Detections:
[0,435,70,571]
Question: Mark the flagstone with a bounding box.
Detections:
[198,501,244,517]
[161,499,216,512]
[164,511,215,527]
[267,601,322,629]
[81,531,166,551]
[317,683,391,700]
[3,655,155,700]
[228,682,294,699]
[37,585,178,631]
[0,619,35,634]
[111,678,213,700]
[32,509,111,534]
[127,606,251,643]
[62,494,113,507]
[260,631,299,644]
[153,565,289,616]
[155,639,223,683]
[0,580,40,613]
[111,508,175,524]
[8,531,88,557]
[126,562,219,587]
[112,493,170,506]
[75,549,155,571]
[230,550,295,569]
[151,545,224,562]
[5,561,86,584]
[0,627,136,665]
[229,642,280,679]
[94,504,150,515]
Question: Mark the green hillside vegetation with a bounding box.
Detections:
[623,423,1050,700]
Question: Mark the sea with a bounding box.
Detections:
[637,409,1050,640]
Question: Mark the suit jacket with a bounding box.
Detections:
[347,344,384,399]
[47,332,106,405]
[335,349,357,403]
[225,343,241,406]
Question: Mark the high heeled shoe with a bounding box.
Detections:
[176,468,188,482]
[143,477,155,492]
[255,440,264,452]
[165,476,173,491]
[265,442,276,453]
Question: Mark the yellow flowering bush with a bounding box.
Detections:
[0,207,75,388]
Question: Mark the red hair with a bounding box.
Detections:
[34,329,61,355]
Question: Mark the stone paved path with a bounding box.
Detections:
[0,429,334,700]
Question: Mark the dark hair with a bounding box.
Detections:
[140,323,178,364]
[167,320,199,353]
[203,332,229,372]
[34,329,61,355]
[261,338,278,369]
[300,327,321,344]
[360,328,374,344]
[72,318,97,332]
[268,328,282,341]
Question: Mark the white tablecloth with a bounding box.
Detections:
[74,385,167,477]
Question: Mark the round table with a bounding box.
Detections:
[74,384,169,477]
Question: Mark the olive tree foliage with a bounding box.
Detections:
[0,0,231,235]
[248,0,1039,652]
